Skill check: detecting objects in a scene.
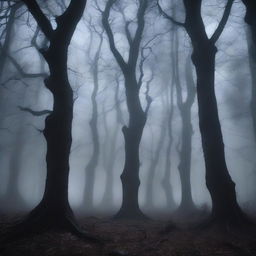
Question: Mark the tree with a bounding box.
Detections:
[82,22,103,213]
[1,0,99,241]
[158,0,250,227]
[173,31,196,214]
[102,0,152,219]
[101,74,124,212]
[242,1,256,142]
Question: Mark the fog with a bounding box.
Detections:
[0,0,255,220]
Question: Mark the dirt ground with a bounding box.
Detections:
[0,216,256,256]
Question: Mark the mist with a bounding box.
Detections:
[0,0,256,255]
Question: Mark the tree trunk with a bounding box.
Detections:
[82,59,100,213]
[192,42,246,224]
[247,29,256,142]
[28,43,75,225]
[177,107,195,212]
[144,117,166,210]
[115,77,147,219]
[101,77,123,211]
[2,0,96,240]
[175,54,196,214]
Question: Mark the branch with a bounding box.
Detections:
[128,0,148,68]
[22,0,53,40]
[157,0,185,27]
[55,0,87,44]
[119,6,133,46]
[18,106,52,116]
[144,71,153,115]
[210,0,234,43]
[7,53,48,78]
[138,46,152,88]
[102,0,127,73]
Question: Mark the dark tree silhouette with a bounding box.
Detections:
[243,0,256,142]
[0,0,101,241]
[173,32,196,214]
[102,0,152,219]
[158,0,250,227]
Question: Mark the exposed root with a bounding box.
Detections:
[0,204,104,247]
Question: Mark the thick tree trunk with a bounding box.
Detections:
[115,77,147,219]
[192,42,246,224]
[0,0,102,244]
[28,44,74,225]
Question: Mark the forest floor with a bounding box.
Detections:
[0,214,256,256]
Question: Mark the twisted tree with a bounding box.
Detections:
[102,0,152,219]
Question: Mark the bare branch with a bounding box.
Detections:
[22,0,53,39]
[210,0,234,43]
[102,0,127,73]
[157,0,185,27]
[18,106,52,116]
[7,52,48,78]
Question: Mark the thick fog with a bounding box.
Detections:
[0,0,255,219]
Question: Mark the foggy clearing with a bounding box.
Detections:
[0,0,255,255]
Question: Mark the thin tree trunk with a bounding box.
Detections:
[144,117,166,210]
[82,35,103,212]
[101,76,123,210]
[175,51,196,214]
